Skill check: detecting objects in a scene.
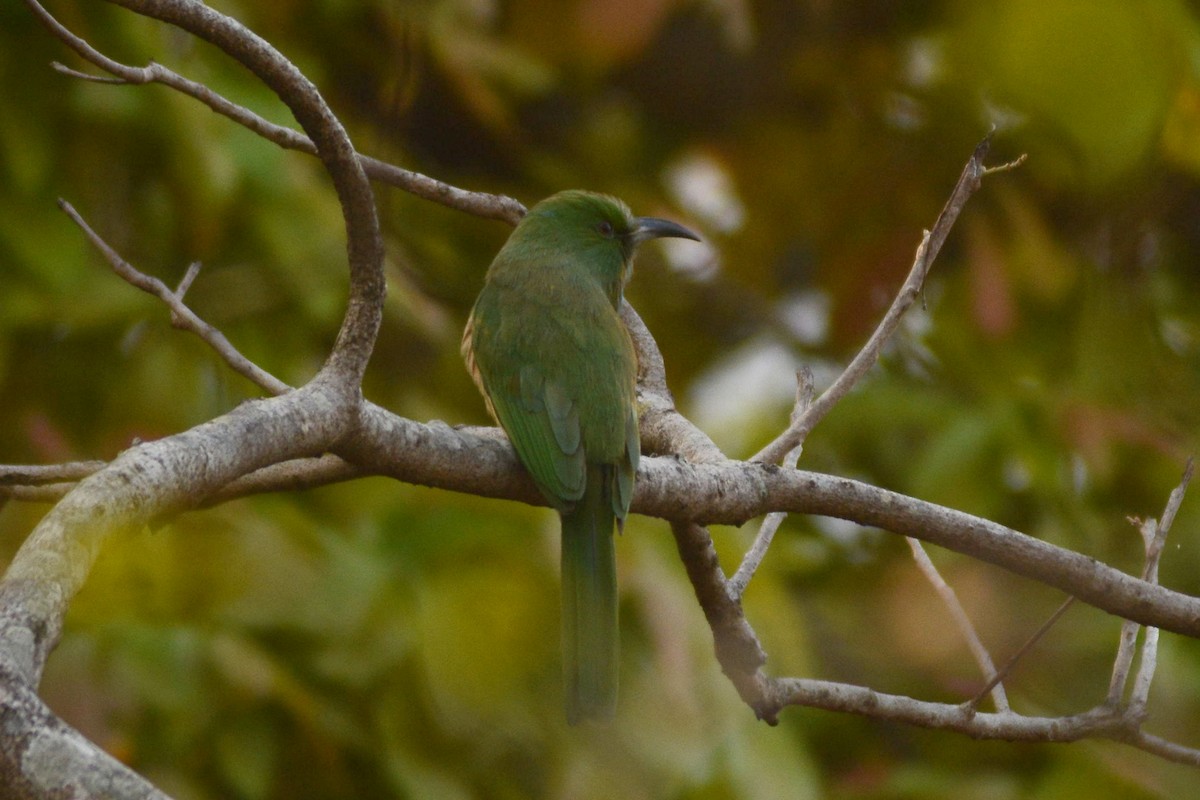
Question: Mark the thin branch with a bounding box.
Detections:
[907,538,1009,712]
[57,199,291,396]
[1129,615,1161,714]
[0,462,109,486]
[1108,461,1193,705]
[51,60,127,84]
[729,369,813,597]
[1106,617,1142,707]
[1120,459,1192,710]
[211,454,364,503]
[752,136,1026,464]
[27,0,526,226]
[726,505,787,600]
[966,596,1076,711]
[1156,457,1194,542]
[173,260,202,300]
[774,673,1186,767]
[984,154,1028,176]
[776,677,1123,741]
[1124,730,1200,768]
[1,483,80,502]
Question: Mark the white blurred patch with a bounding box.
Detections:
[903,36,943,88]
[813,515,875,558]
[776,290,830,347]
[657,236,719,282]
[981,97,1027,133]
[685,338,804,456]
[664,151,745,235]
[884,92,926,131]
[1003,457,1032,492]
[700,0,755,50]
[1070,453,1090,495]
[1160,316,1195,357]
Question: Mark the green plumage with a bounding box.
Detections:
[462,190,698,724]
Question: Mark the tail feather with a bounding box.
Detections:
[560,471,618,724]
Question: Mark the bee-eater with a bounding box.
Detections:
[462,190,700,723]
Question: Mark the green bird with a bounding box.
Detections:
[462,190,700,724]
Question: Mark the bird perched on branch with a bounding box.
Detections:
[462,190,700,724]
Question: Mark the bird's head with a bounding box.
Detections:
[513,190,700,289]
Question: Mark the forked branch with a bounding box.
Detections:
[1,4,1198,797]
[752,137,1026,465]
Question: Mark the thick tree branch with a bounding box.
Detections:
[0,669,167,798]
[668,521,773,720]
[291,414,1200,645]
[6,415,1200,644]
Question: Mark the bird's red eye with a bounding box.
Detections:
[596,220,615,238]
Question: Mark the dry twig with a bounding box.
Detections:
[25,0,525,226]
[58,200,291,396]
[752,137,1025,465]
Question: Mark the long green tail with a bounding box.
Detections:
[560,473,618,725]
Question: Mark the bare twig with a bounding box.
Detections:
[27,0,526,226]
[173,260,202,301]
[1,483,80,502]
[1129,600,1161,714]
[1155,457,1194,546]
[773,675,1192,769]
[729,369,813,597]
[1106,615,1142,707]
[0,463,97,505]
[907,539,1009,712]
[966,596,1076,711]
[1110,459,1193,709]
[1124,730,1200,768]
[51,0,383,387]
[57,199,291,396]
[752,136,1026,464]
[777,677,1122,740]
[0,462,109,486]
[727,512,786,599]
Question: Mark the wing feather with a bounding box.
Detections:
[465,258,637,512]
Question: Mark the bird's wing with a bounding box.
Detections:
[483,362,587,508]
[466,276,635,511]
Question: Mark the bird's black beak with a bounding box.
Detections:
[632,216,702,245]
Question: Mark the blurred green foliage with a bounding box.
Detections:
[3,0,1200,797]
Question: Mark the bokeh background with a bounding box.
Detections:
[3,0,1200,797]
